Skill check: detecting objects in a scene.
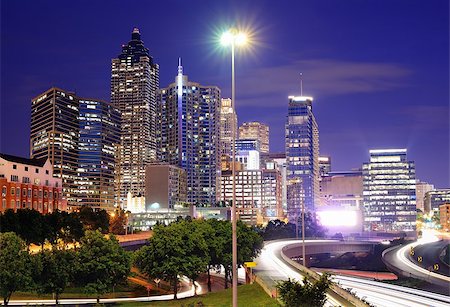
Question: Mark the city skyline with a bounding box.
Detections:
[1,0,449,188]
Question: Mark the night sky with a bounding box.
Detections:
[1,0,448,188]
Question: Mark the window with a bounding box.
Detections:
[11,200,14,208]
[33,201,37,210]
[1,186,6,196]
[35,168,39,173]
[10,175,18,182]
[16,201,20,209]
[33,189,37,197]
[2,199,6,209]
[28,189,31,197]
[39,190,42,198]
[38,202,42,210]
[13,164,17,169]
[22,177,30,184]
[44,191,48,198]
[22,189,26,197]
[45,180,49,186]
[22,201,26,208]
[25,166,28,171]
[49,192,53,199]
[45,170,49,175]
[11,187,15,196]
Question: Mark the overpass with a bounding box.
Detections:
[281,240,375,266]
[255,239,450,307]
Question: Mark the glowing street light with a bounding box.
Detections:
[220,28,249,307]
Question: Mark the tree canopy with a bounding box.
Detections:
[277,274,331,307]
[0,232,33,306]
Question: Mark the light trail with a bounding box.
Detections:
[8,278,200,306]
[396,241,450,284]
[259,240,450,307]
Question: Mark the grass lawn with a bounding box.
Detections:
[117,283,280,307]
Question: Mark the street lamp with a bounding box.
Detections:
[220,28,248,307]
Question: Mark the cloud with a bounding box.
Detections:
[235,59,412,107]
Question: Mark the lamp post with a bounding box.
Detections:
[220,29,247,307]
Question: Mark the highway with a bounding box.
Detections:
[383,238,450,288]
[256,240,450,307]
[7,278,199,306]
[407,240,449,277]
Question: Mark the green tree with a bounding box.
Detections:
[277,274,331,307]
[75,230,131,303]
[15,209,44,247]
[0,209,18,234]
[77,206,110,233]
[205,219,226,292]
[134,220,209,299]
[0,232,33,305]
[213,220,263,289]
[296,212,327,238]
[34,248,76,305]
[109,209,128,235]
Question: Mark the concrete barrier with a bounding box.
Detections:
[280,246,370,307]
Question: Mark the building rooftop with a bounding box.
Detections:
[0,153,48,167]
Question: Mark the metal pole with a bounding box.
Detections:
[302,200,306,267]
[231,42,238,307]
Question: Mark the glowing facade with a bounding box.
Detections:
[362,149,416,233]
[30,88,79,207]
[78,99,121,210]
[157,60,220,205]
[219,98,238,157]
[111,28,159,204]
[285,96,320,220]
[239,122,270,154]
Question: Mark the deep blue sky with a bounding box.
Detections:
[1,0,449,188]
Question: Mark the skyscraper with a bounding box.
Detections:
[111,28,159,205]
[78,99,121,210]
[362,149,416,234]
[157,59,220,205]
[30,88,79,207]
[239,122,270,154]
[285,96,319,220]
[220,98,238,157]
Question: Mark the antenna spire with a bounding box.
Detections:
[178,57,183,76]
[300,72,303,96]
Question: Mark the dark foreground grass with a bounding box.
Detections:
[117,283,280,307]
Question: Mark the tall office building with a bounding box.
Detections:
[30,88,79,207]
[111,28,159,205]
[220,98,238,157]
[424,189,450,213]
[415,180,434,212]
[362,149,416,234]
[318,156,331,177]
[78,99,121,210]
[285,96,319,220]
[157,59,220,205]
[239,122,270,154]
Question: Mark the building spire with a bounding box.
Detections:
[300,72,303,96]
[178,57,183,76]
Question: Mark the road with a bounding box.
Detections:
[383,239,450,288]
[7,277,199,306]
[408,240,449,277]
[256,240,450,307]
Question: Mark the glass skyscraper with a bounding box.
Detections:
[219,98,237,157]
[285,96,319,220]
[363,149,416,234]
[157,59,220,205]
[30,88,79,207]
[78,99,121,210]
[239,122,270,154]
[111,28,159,205]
